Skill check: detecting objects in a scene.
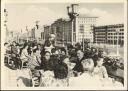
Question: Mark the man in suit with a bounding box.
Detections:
[72,49,85,74]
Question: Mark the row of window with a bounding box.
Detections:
[107,30,116,32]
[95,28,106,30]
[79,33,92,35]
[108,29,124,32]
[78,18,96,21]
[120,29,124,31]
[94,30,106,32]
[107,40,124,42]
[78,34,93,37]
[78,38,92,41]
[95,32,106,35]
[78,21,96,24]
[95,37,106,38]
[95,36,106,38]
[95,40,106,42]
[108,33,124,35]
[95,36,124,39]
[107,25,124,28]
[108,36,124,39]
[95,29,124,32]
[79,24,95,28]
[119,33,124,35]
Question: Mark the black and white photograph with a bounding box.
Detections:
[1,0,127,90]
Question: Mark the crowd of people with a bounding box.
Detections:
[4,34,124,87]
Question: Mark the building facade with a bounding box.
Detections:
[50,18,72,46]
[30,25,44,43]
[107,24,124,46]
[43,25,51,41]
[43,14,98,46]
[93,26,107,44]
[93,24,124,46]
[72,15,98,45]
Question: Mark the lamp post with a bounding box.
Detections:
[116,29,119,56]
[83,30,85,51]
[67,4,79,46]
[113,32,115,48]
[96,34,98,46]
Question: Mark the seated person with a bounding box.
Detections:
[28,49,41,70]
[20,43,30,67]
[52,62,69,87]
[60,48,67,56]
[32,51,52,87]
[93,58,108,79]
[27,49,42,87]
[40,59,69,87]
[63,57,76,77]
[69,58,102,87]
[10,41,20,69]
[44,45,54,53]
[72,50,85,75]
[93,58,123,87]
[35,51,53,71]
[40,70,54,87]
[43,34,55,53]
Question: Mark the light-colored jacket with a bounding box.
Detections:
[20,49,29,62]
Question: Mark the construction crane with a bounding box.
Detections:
[67,4,79,21]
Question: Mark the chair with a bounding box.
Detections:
[29,69,42,87]
[21,59,28,69]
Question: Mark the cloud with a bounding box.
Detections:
[7,5,124,33]
[78,7,124,26]
[7,5,68,33]
[78,8,90,14]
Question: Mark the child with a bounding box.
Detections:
[93,58,108,79]
[93,58,123,87]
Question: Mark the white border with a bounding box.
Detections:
[1,0,127,90]
[1,0,127,4]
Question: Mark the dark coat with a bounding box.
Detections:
[35,57,54,71]
[11,46,18,54]
[72,57,85,73]
[44,40,55,47]
[54,62,68,79]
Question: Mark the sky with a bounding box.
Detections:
[5,3,124,33]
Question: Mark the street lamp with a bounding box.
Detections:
[26,26,29,42]
[114,32,115,48]
[67,4,79,45]
[83,29,85,51]
[96,33,98,46]
[116,29,119,56]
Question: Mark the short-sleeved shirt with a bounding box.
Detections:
[93,66,108,78]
